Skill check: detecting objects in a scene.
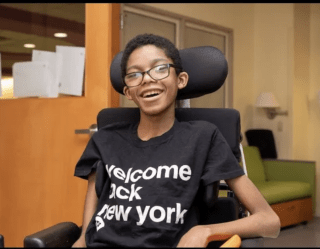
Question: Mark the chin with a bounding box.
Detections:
[141,107,165,116]
[140,103,174,117]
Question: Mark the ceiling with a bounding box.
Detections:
[0,3,85,77]
[0,3,85,23]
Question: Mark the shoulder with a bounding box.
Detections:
[98,121,132,132]
[91,121,133,141]
[178,120,218,133]
[177,120,219,138]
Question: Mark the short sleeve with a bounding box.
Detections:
[201,127,245,186]
[74,134,101,180]
[95,160,111,198]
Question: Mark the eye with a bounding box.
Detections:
[154,64,168,73]
[126,72,141,80]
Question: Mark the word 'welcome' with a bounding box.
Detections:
[106,164,192,183]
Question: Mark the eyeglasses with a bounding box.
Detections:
[124,63,181,87]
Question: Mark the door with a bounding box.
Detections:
[0,4,120,247]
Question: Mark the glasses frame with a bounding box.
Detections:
[124,63,181,88]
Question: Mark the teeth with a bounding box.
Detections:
[143,90,161,98]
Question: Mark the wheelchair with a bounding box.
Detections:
[23,46,263,247]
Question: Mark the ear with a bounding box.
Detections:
[123,86,133,100]
[177,72,189,90]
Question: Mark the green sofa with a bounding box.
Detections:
[242,146,316,227]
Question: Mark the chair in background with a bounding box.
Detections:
[0,235,4,248]
[23,46,263,247]
[243,146,315,228]
[245,129,277,159]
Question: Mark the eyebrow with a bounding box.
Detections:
[126,58,169,72]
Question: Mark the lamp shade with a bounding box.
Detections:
[255,92,280,108]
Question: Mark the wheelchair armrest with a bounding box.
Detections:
[24,222,81,248]
[207,236,263,248]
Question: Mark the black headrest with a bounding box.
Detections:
[110,46,228,100]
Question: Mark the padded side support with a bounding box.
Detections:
[24,222,81,248]
[204,182,219,209]
[200,197,240,225]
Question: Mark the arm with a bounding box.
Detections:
[177,175,280,247]
[72,171,98,247]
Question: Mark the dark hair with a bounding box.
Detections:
[120,33,183,83]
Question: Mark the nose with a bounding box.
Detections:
[141,71,156,85]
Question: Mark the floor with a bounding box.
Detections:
[262,217,320,247]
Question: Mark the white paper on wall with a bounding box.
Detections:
[32,50,62,98]
[56,46,85,96]
[13,61,53,98]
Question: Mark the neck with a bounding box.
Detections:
[137,106,175,141]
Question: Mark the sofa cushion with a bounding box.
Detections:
[254,181,312,205]
[243,146,266,183]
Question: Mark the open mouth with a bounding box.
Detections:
[142,90,163,98]
[145,93,160,98]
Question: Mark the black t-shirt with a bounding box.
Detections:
[74,119,244,247]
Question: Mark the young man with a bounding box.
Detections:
[73,34,280,247]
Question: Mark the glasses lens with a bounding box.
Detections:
[149,64,169,80]
[124,72,142,87]
[124,64,171,87]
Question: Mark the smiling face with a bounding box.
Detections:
[123,45,188,117]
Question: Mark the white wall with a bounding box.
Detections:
[252,4,294,160]
[310,4,320,217]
